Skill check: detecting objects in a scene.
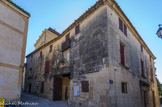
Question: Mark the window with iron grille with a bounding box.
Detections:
[81,81,89,92]
[75,24,80,35]
[121,82,127,93]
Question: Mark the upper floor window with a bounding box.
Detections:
[120,42,125,66]
[45,61,50,73]
[49,45,53,53]
[141,45,143,52]
[151,68,154,82]
[40,51,42,57]
[75,24,80,35]
[66,33,70,41]
[141,60,145,77]
[119,18,127,36]
[121,82,127,93]
[150,55,152,62]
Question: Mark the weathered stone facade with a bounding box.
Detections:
[25,0,160,107]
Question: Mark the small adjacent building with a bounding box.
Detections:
[0,0,30,101]
[25,0,160,107]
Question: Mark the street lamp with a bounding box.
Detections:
[156,24,162,38]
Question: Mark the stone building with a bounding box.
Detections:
[0,0,30,101]
[25,0,160,107]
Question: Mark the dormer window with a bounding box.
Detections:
[75,24,80,35]
[119,18,127,36]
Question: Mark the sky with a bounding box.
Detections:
[12,0,162,83]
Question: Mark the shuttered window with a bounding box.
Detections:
[120,43,125,66]
[49,45,53,53]
[75,24,80,35]
[141,60,145,77]
[119,18,127,36]
[119,18,123,31]
[45,61,50,73]
[124,24,127,36]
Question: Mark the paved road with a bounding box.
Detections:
[21,93,71,107]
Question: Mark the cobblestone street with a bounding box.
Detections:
[21,93,71,107]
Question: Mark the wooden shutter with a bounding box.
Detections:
[119,18,123,31]
[45,61,50,73]
[124,24,127,36]
[75,24,80,35]
[120,43,125,66]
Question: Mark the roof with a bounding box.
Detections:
[34,28,60,47]
[48,27,60,36]
[6,0,30,16]
[26,0,156,59]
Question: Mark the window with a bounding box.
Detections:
[75,24,80,35]
[40,51,42,57]
[124,24,127,36]
[119,18,127,36]
[121,82,127,93]
[66,33,70,41]
[141,60,145,77]
[49,45,53,53]
[120,43,125,66]
[119,18,123,31]
[151,68,154,82]
[150,55,152,62]
[81,81,89,92]
[45,61,50,73]
[141,45,143,52]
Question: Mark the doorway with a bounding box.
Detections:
[53,74,70,101]
[53,77,62,101]
[29,84,32,93]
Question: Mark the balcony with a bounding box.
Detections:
[62,39,71,52]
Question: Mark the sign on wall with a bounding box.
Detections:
[74,86,80,96]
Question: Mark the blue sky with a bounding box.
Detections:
[12,0,162,83]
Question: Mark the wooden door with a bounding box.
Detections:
[53,77,62,101]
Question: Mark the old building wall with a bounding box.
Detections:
[0,0,29,101]
[25,0,159,107]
